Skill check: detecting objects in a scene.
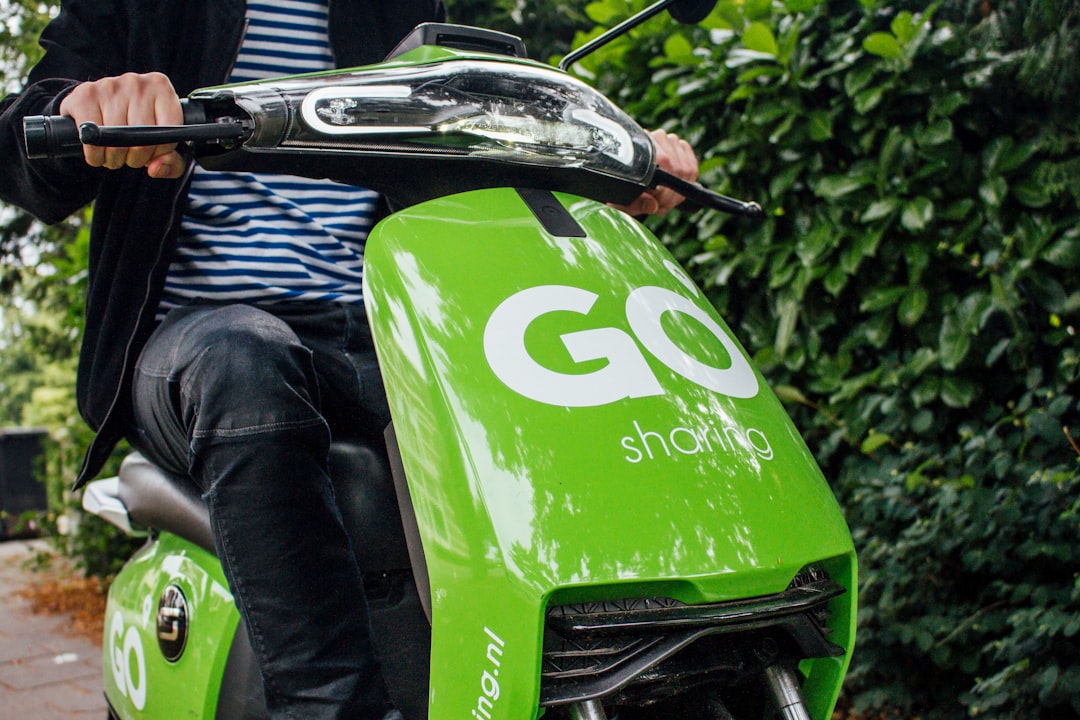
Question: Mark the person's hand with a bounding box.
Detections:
[612,129,699,217]
[59,72,185,179]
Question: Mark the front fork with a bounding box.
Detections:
[564,663,813,720]
[568,700,608,720]
[763,665,813,720]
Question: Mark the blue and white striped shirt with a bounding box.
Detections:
[160,0,378,314]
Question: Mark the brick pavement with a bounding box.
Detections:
[0,539,109,719]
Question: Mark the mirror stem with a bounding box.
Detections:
[558,0,677,72]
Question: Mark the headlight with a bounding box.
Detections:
[192,59,654,185]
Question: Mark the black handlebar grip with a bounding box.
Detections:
[23,115,81,159]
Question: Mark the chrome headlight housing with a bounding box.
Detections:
[192,59,655,186]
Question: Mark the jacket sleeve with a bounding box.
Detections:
[0,0,124,225]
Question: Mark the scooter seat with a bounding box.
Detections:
[116,442,413,572]
[116,452,214,553]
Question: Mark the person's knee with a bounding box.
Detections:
[181,307,324,434]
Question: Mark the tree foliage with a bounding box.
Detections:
[445,0,592,62]
[1,0,137,576]
[575,0,1079,717]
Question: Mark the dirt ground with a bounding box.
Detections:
[14,555,107,648]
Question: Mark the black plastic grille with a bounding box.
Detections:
[539,571,844,707]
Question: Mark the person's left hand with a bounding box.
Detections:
[612,129,699,217]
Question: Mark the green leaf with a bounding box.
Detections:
[777,18,801,67]
[861,431,892,454]
[663,34,697,65]
[796,224,834,265]
[769,161,805,198]
[861,198,900,223]
[908,347,938,375]
[737,64,784,83]
[824,265,849,296]
[832,369,882,403]
[913,375,940,406]
[911,409,934,434]
[891,12,917,44]
[814,174,866,200]
[938,323,971,371]
[1012,179,1051,208]
[941,198,975,221]
[717,0,746,27]
[808,109,834,141]
[905,470,928,491]
[742,22,779,57]
[726,83,756,101]
[1025,274,1067,313]
[775,296,800,356]
[585,1,621,24]
[985,137,1041,175]
[878,126,911,179]
[749,99,787,125]
[917,119,953,147]
[1043,235,1080,269]
[864,311,893,348]
[1000,140,1040,174]
[904,242,931,283]
[854,84,886,114]
[931,90,968,118]
[941,376,977,408]
[743,0,773,21]
[773,384,809,404]
[898,287,929,326]
[939,293,991,370]
[769,113,797,144]
[863,32,902,59]
[843,227,884,269]
[860,286,907,312]
[979,177,1008,208]
[844,63,878,97]
[901,197,935,232]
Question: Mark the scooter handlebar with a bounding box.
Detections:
[23,107,764,220]
[22,100,210,160]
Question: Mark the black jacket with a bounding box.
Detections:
[0,0,445,485]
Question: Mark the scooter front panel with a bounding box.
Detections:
[364,188,856,719]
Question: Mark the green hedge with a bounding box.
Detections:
[574,0,1079,717]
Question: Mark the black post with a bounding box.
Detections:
[0,428,49,538]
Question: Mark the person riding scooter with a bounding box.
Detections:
[0,2,700,717]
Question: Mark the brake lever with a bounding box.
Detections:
[77,120,247,148]
[652,167,764,220]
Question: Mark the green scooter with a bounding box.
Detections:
[25,2,856,718]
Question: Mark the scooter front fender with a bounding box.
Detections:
[363,188,855,719]
[102,534,238,719]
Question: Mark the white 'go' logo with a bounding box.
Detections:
[483,284,758,407]
[108,610,148,710]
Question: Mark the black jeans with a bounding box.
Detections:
[131,302,396,720]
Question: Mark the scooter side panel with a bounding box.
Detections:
[103,534,238,719]
[364,188,856,719]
